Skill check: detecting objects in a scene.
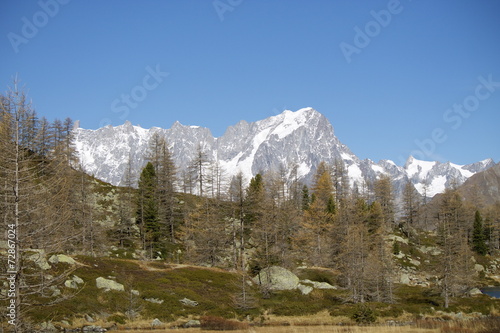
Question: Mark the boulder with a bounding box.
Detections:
[469,288,483,296]
[65,275,84,289]
[475,264,485,272]
[253,266,299,291]
[95,277,124,292]
[301,279,337,289]
[26,249,51,270]
[297,284,313,295]
[48,254,76,265]
[386,235,408,244]
[418,246,442,256]
[151,318,163,327]
[40,321,57,332]
[145,297,164,304]
[180,297,198,307]
[183,319,201,328]
[400,273,411,285]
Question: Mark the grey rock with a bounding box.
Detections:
[475,264,485,272]
[180,297,198,307]
[253,266,299,291]
[145,297,163,304]
[40,321,57,332]
[469,288,483,296]
[183,319,201,328]
[297,284,313,295]
[48,254,76,265]
[26,249,51,270]
[95,277,124,292]
[151,318,163,327]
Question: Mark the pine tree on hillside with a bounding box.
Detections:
[472,210,487,255]
[136,162,159,258]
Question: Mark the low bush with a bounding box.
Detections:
[200,316,249,330]
[350,304,377,324]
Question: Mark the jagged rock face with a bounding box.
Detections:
[73,108,494,198]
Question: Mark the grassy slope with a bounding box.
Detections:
[16,256,500,330]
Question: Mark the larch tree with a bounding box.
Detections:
[401,180,421,235]
[437,188,475,308]
[293,162,335,266]
[373,175,394,227]
[0,85,78,330]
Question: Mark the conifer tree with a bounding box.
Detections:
[0,85,78,330]
[472,210,487,255]
[437,188,474,308]
[136,162,159,258]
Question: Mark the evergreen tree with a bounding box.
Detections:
[472,210,487,255]
[136,162,159,258]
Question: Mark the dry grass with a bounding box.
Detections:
[125,326,438,333]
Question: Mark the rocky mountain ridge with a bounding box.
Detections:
[73,108,495,198]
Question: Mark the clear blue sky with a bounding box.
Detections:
[1,0,499,166]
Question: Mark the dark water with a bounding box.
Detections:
[480,286,500,298]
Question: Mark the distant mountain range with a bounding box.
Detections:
[73,108,496,198]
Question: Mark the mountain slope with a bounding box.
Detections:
[458,162,500,206]
[72,108,494,198]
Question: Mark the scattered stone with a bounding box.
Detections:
[151,318,163,327]
[85,314,95,322]
[409,258,421,267]
[183,319,201,328]
[95,277,124,292]
[82,325,106,332]
[386,235,408,244]
[469,288,483,296]
[49,285,61,297]
[131,289,140,296]
[48,254,77,265]
[418,246,442,256]
[400,273,410,285]
[40,321,57,331]
[180,297,199,307]
[145,297,164,304]
[253,266,299,291]
[301,279,337,289]
[26,249,51,270]
[475,264,485,272]
[394,252,405,259]
[65,275,84,289]
[297,283,313,295]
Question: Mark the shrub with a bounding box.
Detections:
[200,316,249,330]
[350,304,377,324]
[108,314,126,324]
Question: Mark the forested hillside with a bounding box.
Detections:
[2,86,500,331]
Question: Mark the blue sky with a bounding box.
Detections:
[1,0,499,166]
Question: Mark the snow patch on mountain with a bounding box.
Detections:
[72,108,495,198]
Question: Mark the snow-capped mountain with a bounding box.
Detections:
[72,108,495,198]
